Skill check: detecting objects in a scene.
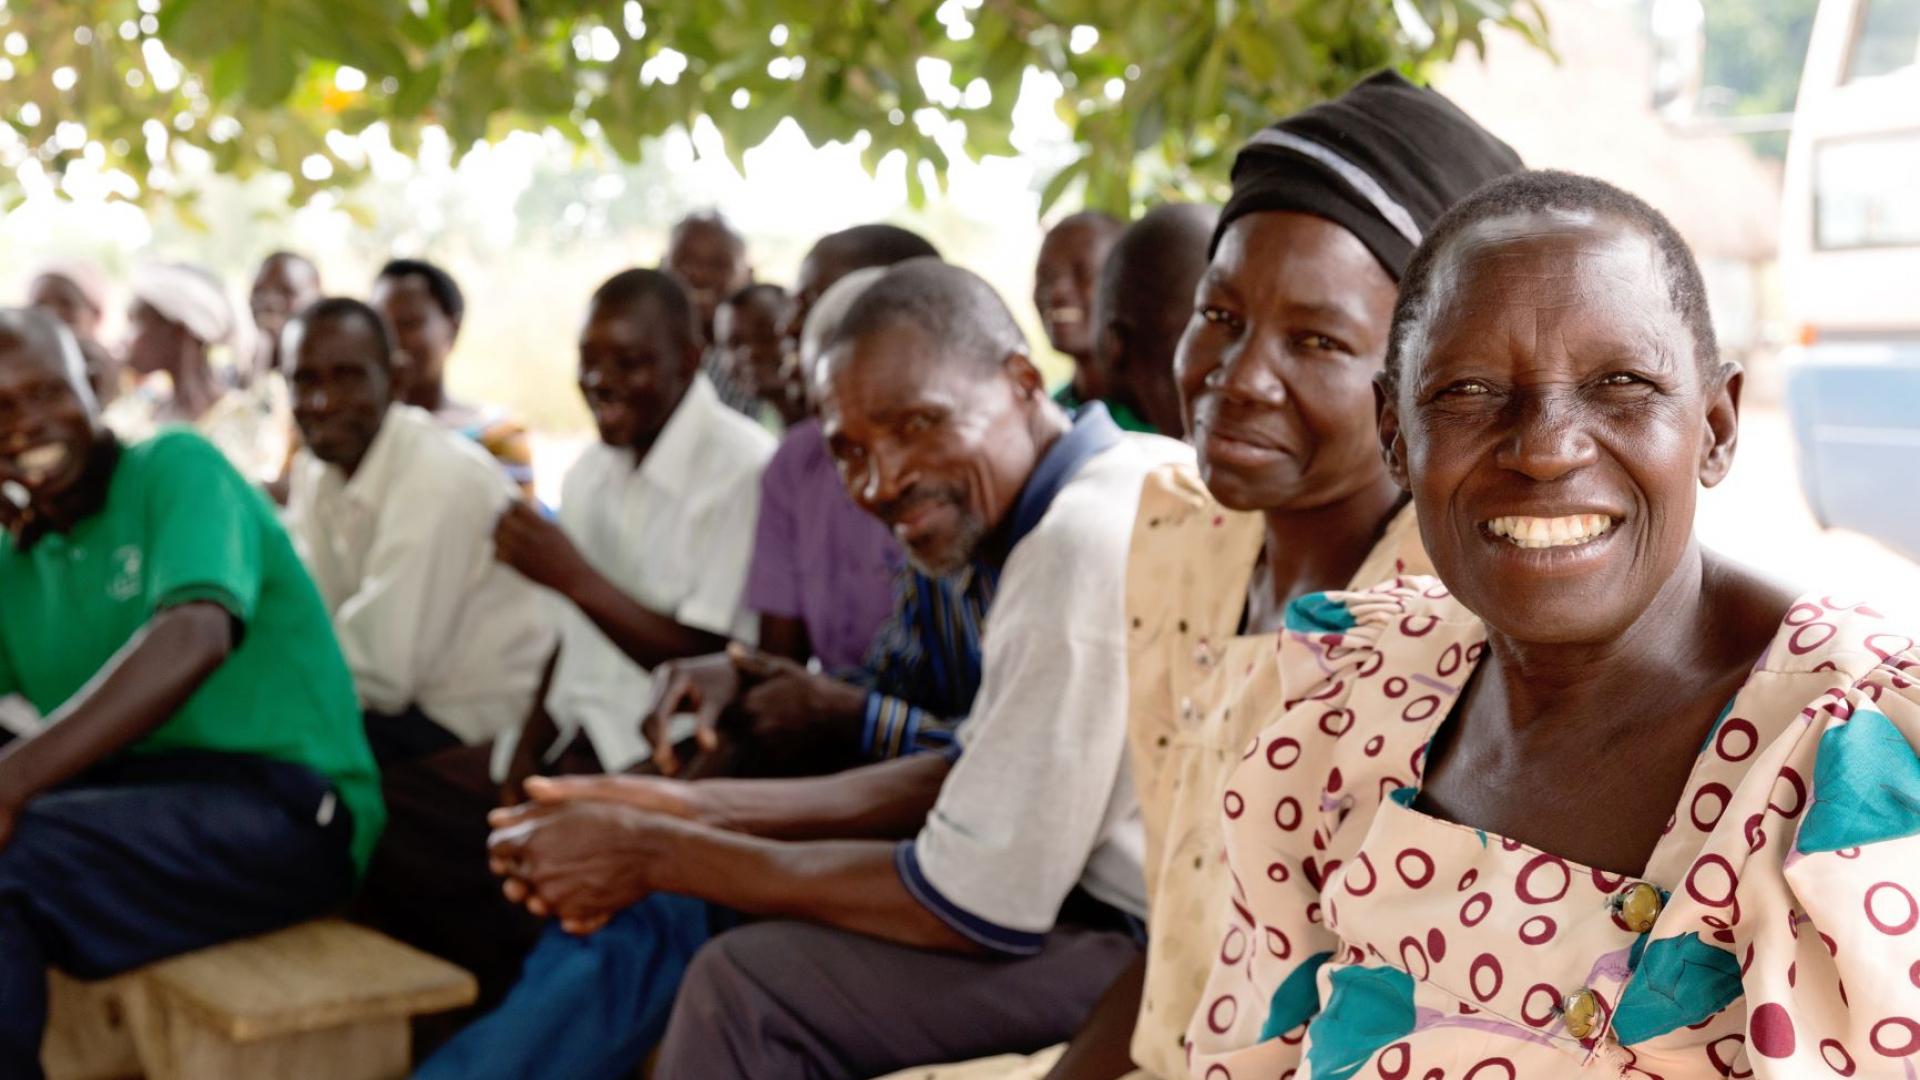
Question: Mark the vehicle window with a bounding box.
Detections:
[1815,132,1920,249]
[1846,0,1920,82]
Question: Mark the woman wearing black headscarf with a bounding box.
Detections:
[925,72,1525,1080]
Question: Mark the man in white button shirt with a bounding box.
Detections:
[358,270,775,1023]
[488,267,776,777]
[282,298,557,766]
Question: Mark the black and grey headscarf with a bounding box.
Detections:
[1213,70,1524,280]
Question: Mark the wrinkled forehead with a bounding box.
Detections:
[1404,211,1674,366]
[1445,211,1658,296]
[818,322,973,425]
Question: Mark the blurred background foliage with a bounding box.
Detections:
[0,0,1549,216]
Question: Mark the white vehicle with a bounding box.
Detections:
[1779,0,1920,559]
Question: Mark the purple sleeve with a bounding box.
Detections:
[743,434,802,619]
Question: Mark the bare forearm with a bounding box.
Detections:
[1043,952,1146,1080]
[561,568,726,670]
[693,752,951,841]
[0,603,231,805]
[655,819,976,952]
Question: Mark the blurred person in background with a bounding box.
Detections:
[1035,211,1137,429]
[665,211,759,416]
[373,258,536,498]
[27,260,121,408]
[1084,203,1218,439]
[282,297,556,768]
[108,261,289,487]
[0,307,382,1080]
[783,223,942,353]
[712,283,801,430]
[245,251,322,385]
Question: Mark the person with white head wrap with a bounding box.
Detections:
[105,262,285,485]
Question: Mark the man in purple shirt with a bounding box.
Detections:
[742,266,902,674]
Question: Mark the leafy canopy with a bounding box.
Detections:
[0,0,1548,214]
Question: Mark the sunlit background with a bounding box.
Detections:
[6,0,1919,614]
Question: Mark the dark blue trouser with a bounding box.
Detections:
[413,892,718,1080]
[0,752,357,1080]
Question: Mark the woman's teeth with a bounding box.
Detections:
[1484,513,1616,549]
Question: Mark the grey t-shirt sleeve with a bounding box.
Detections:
[897,601,1133,954]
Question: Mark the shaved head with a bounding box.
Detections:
[824,260,1027,378]
[1098,203,1216,336]
[1094,202,1217,434]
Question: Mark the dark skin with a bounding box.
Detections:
[491,295,724,670]
[286,314,391,479]
[123,300,221,421]
[248,254,321,380]
[1046,212,1410,1080]
[642,644,867,776]
[714,290,803,426]
[1181,212,1407,629]
[28,275,119,405]
[781,249,855,349]
[1035,215,1122,395]
[649,315,1070,775]
[0,326,234,848]
[371,273,475,423]
[665,220,751,347]
[487,314,1065,949]
[1377,213,1792,874]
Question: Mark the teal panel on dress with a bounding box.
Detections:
[1389,786,1417,808]
[1284,593,1356,634]
[1612,933,1743,1045]
[1300,965,1416,1080]
[1799,707,1920,854]
[1261,951,1334,1040]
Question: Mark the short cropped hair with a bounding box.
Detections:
[671,211,747,252]
[591,268,699,353]
[375,258,465,323]
[1384,170,1717,390]
[722,282,788,311]
[815,224,941,272]
[825,260,1024,373]
[295,297,393,368]
[0,306,93,409]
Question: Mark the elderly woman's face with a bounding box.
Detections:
[1382,214,1738,644]
[1176,212,1398,513]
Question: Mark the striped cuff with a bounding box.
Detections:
[894,841,1046,956]
[862,694,933,760]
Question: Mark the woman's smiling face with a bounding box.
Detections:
[1379,211,1741,645]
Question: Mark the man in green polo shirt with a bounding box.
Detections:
[0,307,381,1079]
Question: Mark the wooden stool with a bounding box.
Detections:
[44,920,477,1080]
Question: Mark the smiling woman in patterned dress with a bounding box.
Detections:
[1185,171,1920,1079]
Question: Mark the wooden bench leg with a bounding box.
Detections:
[130,991,410,1080]
[42,973,143,1080]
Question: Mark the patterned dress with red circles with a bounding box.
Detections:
[1186,577,1920,1079]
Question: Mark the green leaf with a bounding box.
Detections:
[1038,156,1086,215]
